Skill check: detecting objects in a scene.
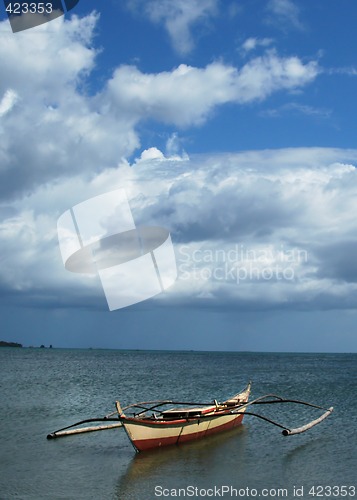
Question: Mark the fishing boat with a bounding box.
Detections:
[116,383,251,452]
[47,382,333,453]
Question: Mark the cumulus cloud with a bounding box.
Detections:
[134,138,189,164]
[130,150,357,310]
[0,14,139,201]
[2,148,357,313]
[107,54,318,127]
[0,12,97,97]
[0,12,346,314]
[0,12,319,201]
[136,147,166,162]
[126,0,218,54]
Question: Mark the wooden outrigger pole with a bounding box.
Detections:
[282,407,333,436]
[47,411,122,439]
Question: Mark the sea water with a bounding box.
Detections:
[0,349,356,499]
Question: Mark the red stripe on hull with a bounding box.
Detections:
[130,413,245,452]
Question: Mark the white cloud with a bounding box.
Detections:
[2,148,357,313]
[0,89,19,117]
[126,0,218,54]
[136,147,165,162]
[131,150,357,310]
[326,66,357,76]
[0,13,319,201]
[0,14,139,200]
[165,133,189,160]
[0,12,345,314]
[107,53,318,127]
[233,50,318,101]
[134,138,189,164]
[0,13,98,99]
[241,37,273,53]
[267,0,303,30]
[262,102,332,119]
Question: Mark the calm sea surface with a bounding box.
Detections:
[0,349,356,499]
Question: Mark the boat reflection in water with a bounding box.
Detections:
[115,423,248,499]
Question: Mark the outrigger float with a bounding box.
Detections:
[47,383,333,452]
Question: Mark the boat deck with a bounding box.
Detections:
[161,406,216,419]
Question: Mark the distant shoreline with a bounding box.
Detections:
[0,342,355,354]
[0,341,23,348]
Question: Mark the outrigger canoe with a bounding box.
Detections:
[47,382,333,453]
[116,383,251,452]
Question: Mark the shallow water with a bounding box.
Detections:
[0,349,356,499]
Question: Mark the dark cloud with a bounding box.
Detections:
[314,241,357,284]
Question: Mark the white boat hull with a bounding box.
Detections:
[119,385,251,452]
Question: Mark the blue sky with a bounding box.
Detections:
[1,0,357,352]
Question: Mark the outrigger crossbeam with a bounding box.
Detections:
[46,391,333,441]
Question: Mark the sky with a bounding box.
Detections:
[1,0,357,352]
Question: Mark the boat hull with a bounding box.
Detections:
[121,411,245,452]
